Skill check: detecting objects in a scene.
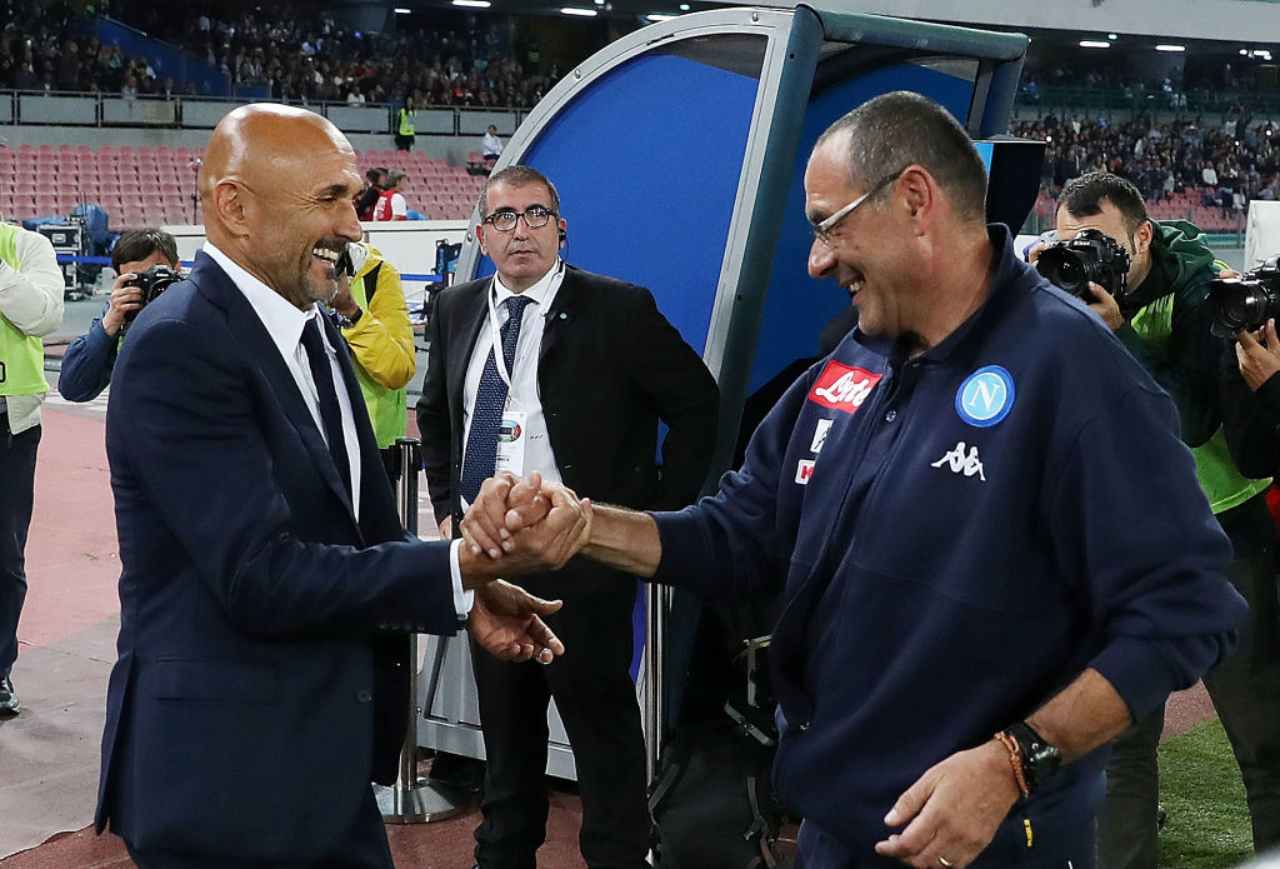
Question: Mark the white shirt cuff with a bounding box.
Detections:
[449,539,476,620]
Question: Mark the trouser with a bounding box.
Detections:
[0,416,40,676]
[126,788,393,869]
[1099,493,1280,867]
[795,818,1096,869]
[472,579,651,869]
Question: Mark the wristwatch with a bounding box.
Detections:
[335,307,363,328]
[1006,721,1062,795]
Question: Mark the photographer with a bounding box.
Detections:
[1215,307,1280,857]
[57,229,179,403]
[1032,172,1223,446]
[1039,173,1279,867]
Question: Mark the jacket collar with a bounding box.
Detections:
[186,251,364,535]
[850,224,1040,366]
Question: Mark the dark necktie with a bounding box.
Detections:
[299,317,353,500]
[460,294,535,503]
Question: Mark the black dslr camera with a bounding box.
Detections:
[122,265,182,330]
[1035,228,1132,302]
[1209,259,1280,338]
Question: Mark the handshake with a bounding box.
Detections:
[455,471,660,665]
[455,472,595,667]
[457,471,594,580]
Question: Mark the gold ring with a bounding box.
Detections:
[938,858,954,868]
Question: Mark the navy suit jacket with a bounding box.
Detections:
[95,252,458,860]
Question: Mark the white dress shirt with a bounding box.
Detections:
[461,258,566,497]
[203,243,474,619]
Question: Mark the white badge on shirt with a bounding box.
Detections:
[495,410,528,476]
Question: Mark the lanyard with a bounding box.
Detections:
[485,260,563,391]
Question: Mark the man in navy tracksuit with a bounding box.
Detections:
[461,92,1247,868]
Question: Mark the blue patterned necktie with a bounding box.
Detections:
[460,293,535,503]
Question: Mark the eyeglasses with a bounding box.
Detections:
[483,205,557,233]
[811,167,907,247]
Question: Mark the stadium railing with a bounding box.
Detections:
[0,90,527,136]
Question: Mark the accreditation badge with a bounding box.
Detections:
[494,411,528,476]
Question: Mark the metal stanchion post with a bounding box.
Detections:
[373,437,472,823]
[644,583,670,786]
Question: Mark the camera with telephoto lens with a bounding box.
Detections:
[122,265,181,330]
[1209,259,1280,338]
[1035,228,1132,302]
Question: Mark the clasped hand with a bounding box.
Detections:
[460,471,592,573]
[459,473,592,666]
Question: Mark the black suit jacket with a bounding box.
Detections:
[96,253,460,860]
[417,265,719,544]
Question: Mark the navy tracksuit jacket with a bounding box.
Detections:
[652,226,1246,864]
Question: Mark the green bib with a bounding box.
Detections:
[348,266,406,449]
[0,224,50,397]
[1130,294,1270,514]
[398,109,415,137]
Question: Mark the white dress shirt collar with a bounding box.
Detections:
[203,241,324,356]
[492,258,563,311]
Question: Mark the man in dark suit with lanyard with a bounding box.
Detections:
[417,165,719,869]
[96,105,581,867]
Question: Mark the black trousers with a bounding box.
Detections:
[0,417,40,676]
[471,577,651,869]
[1099,492,1280,866]
[125,787,393,868]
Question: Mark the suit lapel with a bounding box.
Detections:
[539,266,580,367]
[447,280,491,437]
[320,313,377,535]
[191,254,361,535]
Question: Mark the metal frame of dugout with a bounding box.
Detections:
[416,3,1031,784]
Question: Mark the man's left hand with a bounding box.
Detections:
[874,740,1020,868]
[467,579,565,664]
[1086,281,1125,331]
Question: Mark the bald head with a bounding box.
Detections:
[200,103,363,309]
[200,104,356,219]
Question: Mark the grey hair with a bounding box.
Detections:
[477,165,561,218]
[816,90,988,222]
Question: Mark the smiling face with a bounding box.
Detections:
[256,148,363,307]
[803,136,917,339]
[201,105,364,309]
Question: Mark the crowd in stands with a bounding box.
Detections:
[1013,115,1280,231]
[108,1,559,107]
[1018,57,1275,113]
[0,0,183,96]
[1,0,561,107]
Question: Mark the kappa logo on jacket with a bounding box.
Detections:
[810,419,833,454]
[808,361,882,413]
[930,440,986,482]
